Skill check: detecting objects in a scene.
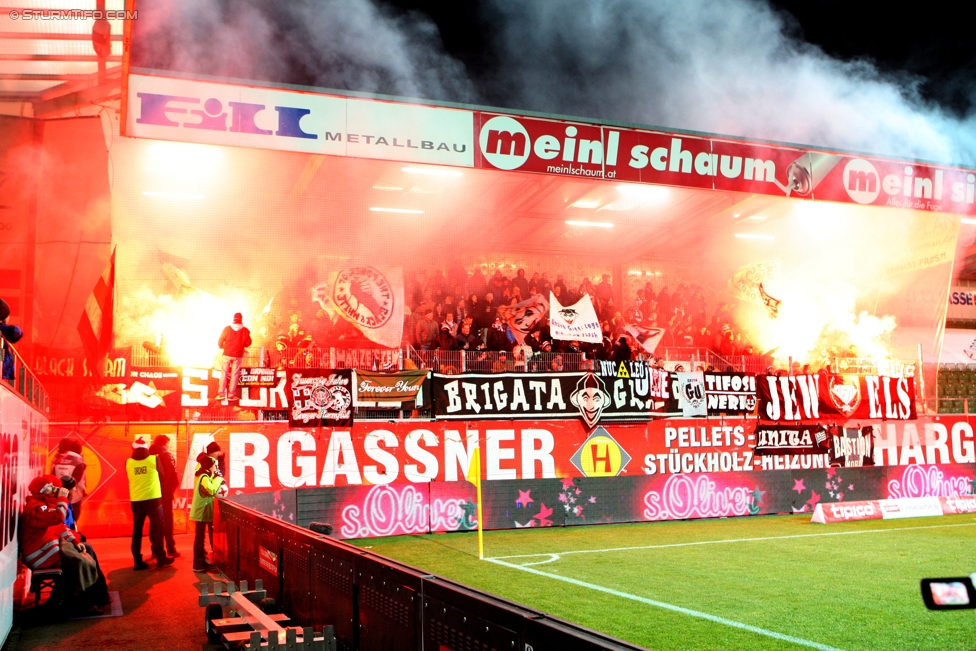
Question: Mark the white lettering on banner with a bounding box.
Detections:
[486,429,517,480]
[443,430,478,481]
[828,502,877,520]
[340,484,471,538]
[320,431,362,486]
[763,375,820,421]
[403,430,439,482]
[230,433,271,488]
[521,429,556,479]
[277,431,316,488]
[362,430,399,485]
[128,74,474,167]
[873,421,975,466]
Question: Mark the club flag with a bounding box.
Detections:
[623,324,665,354]
[311,266,404,348]
[497,293,549,345]
[727,261,779,306]
[758,283,781,319]
[78,247,116,380]
[549,292,601,343]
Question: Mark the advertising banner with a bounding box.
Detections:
[947,287,976,321]
[287,369,354,428]
[757,373,916,422]
[47,416,976,537]
[549,292,601,342]
[354,369,428,405]
[126,73,475,167]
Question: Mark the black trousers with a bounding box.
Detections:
[130,498,165,563]
[160,492,177,554]
[193,520,210,567]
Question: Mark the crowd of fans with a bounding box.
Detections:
[252,264,776,367]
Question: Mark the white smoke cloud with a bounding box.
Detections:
[482,0,976,165]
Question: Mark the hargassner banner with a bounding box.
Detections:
[126,73,474,167]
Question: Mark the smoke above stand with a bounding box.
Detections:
[136,0,976,166]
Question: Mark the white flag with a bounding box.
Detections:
[674,371,707,417]
[311,266,404,348]
[623,324,666,354]
[549,292,602,343]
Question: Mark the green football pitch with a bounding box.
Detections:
[351,513,976,651]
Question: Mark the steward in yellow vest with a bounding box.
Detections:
[126,436,174,570]
[190,453,225,572]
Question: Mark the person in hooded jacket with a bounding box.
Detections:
[20,474,109,614]
[0,297,23,381]
[190,453,225,572]
[217,312,252,401]
[149,434,180,557]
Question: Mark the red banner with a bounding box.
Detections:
[757,374,916,423]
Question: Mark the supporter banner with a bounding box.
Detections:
[311,266,404,349]
[92,365,182,420]
[595,360,675,414]
[828,425,875,467]
[754,425,827,456]
[757,373,916,422]
[498,294,549,345]
[126,73,475,167]
[623,324,665,355]
[354,369,428,405]
[287,369,353,427]
[704,372,756,415]
[433,371,661,422]
[674,372,707,417]
[239,367,277,388]
[549,292,601,342]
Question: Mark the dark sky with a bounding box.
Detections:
[377,0,975,116]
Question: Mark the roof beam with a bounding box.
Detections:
[0,32,123,41]
[0,54,121,62]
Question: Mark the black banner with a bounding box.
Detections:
[91,364,182,420]
[287,369,353,427]
[754,424,828,456]
[433,371,658,425]
[704,372,756,415]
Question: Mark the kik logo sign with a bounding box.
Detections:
[569,426,632,477]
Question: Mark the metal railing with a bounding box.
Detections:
[1,342,49,415]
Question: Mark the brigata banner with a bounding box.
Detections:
[287,368,354,427]
[354,369,428,405]
[757,373,917,423]
[433,371,661,423]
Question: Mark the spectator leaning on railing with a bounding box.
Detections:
[0,297,24,381]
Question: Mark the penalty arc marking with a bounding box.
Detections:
[488,557,845,651]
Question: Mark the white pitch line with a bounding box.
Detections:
[491,521,976,561]
[488,557,846,651]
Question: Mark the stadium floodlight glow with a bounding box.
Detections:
[962,218,976,225]
[401,166,463,177]
[142,191,205,200]
[615,183,669,201]
[748,215,767,220]
[369,207,425,214]
[733,233,774,240]
[570,200,601,209]
[372,184,403,191]
[566,220,613,228]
